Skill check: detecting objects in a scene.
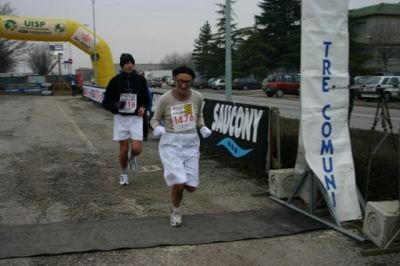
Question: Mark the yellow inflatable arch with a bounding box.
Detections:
[0,16,115,87]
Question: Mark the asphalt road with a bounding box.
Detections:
[153,86,400,132]
[0,94,399,265]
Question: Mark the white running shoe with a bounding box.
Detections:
[170,210,183,227]
[128,151,137,173]
[119,173,129,185]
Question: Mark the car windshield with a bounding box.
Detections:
[364,77,381,85]
[267,75,275,82]
[356,77,369,84]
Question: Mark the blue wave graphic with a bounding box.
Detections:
[217,137,253,158]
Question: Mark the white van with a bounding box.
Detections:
[360,76,400,101]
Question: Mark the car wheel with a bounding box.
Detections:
[199,85,203,89]
[243,86,248,91]
[266,92,274,97]
[217,86,222,90]
[276,89,284,97]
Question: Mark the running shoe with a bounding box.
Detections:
[119,173,129,185]
[170,210,183,227]
[128,151,137,173]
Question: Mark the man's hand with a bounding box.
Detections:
[138,106,146,117]
[113,101,126,109]
[153,126,166,137]
[200,126,212,138]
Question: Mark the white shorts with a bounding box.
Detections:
[159,132,200,187]
[113,114,143,141]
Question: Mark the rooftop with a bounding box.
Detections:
[349,3,400,17]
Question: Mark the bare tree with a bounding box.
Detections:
[160,52,195,70]
[0,1,31,73]
[26,43,54,75]
[367,22,400,71]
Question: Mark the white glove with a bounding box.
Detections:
[153,126,166,137]
[200,126,212,138]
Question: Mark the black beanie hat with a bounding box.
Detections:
[172,66,195,79]
[120,53,135,68]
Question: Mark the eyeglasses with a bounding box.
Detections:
[175,79,192,86]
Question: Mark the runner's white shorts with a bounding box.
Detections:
[113,114,143,141]
[159,132,200,187]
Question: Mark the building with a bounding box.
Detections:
[113,63,173,76]
[349,3,400,73]
[75,67,93,84]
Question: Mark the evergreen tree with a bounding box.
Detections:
[233,29,273,79]
[192,21,213,75]
[255,0,301,71]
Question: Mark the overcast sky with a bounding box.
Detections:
[7,0,400,73]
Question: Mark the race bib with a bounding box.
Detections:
[119,93,137,113]
[171,103,196,132]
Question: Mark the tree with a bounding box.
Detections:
[349,30,375,75]
[254,0,301,71]
[366,22,400,72]
[161,52,195,70]
[214,1,238,48]
[192,21,214,75]
[233,29,273,79]
[0,1,30,73]
[26,43,54,75]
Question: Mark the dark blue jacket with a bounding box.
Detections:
[102,71,150,115]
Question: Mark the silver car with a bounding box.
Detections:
[360,76,400,101]
[211,79,226,90]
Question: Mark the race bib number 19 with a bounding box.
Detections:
[171,103,196,132]
[119,93,137,113]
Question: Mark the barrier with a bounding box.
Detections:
[83,89,272,172]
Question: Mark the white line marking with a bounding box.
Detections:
[58,103,100,155]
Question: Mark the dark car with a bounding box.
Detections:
[351,76,371,99]
[232,78,261,90]
[149,78,162,88]
[193,76,212,89]
[263,73,301,97]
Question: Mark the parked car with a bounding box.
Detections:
[167,79,175,87]
[351,76,372,99]
[149,78,163,88]
[360,76,400,101]
[263,73,301,97]
[211,79,226,90]
[208,78,219,88]
[161,76,171,83]
[232,78,261,90]
[193,76,212,89]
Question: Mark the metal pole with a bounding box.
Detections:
[92,0,97,85]
[225,0,232,102]
[69,42,72,74]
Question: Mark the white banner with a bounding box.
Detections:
[298,0,362,221]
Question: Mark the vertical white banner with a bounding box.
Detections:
[299,0,362,221]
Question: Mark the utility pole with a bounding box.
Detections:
[225,0,232,102]
[92,0,98,85]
